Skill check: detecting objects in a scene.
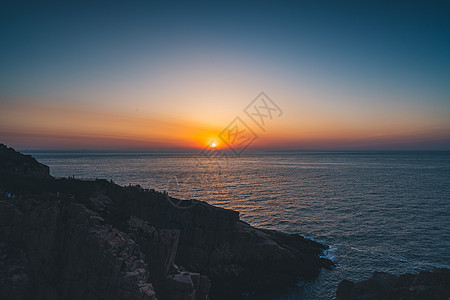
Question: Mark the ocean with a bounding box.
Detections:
[25,150,450,299]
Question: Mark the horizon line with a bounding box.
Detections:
[19,148,450,152]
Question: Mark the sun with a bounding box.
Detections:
[210,142,217,148]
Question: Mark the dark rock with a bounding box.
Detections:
[112,185,333,296]
[336,268,450,300]
[336,279,355,300]
[0,144,50,179]
[0,144,332,299]
[0,196,156,300]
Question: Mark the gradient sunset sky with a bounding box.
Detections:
[1,1,449,150]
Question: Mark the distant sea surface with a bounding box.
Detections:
[25,150,450,299]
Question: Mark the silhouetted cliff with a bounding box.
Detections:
[0,144,332,299]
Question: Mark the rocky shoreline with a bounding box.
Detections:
[3,144,449,299]
[0,144,333,299]
[336,269,450,300]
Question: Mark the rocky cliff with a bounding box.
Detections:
[0,144,50,179]
[0,144,333,299]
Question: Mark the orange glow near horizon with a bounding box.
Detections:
[1,95,450,150]
[0,100,230,150]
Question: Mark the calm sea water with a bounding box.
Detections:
[25,150,450,299]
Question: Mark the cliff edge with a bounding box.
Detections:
[0,144,332,299]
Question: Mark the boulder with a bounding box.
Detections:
[336,269,450,300]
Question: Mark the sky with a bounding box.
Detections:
[1,0,449,150]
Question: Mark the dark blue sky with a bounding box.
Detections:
[2,0,449,97]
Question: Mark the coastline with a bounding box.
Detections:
[0,144,333,299]
[2,144,449,299]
